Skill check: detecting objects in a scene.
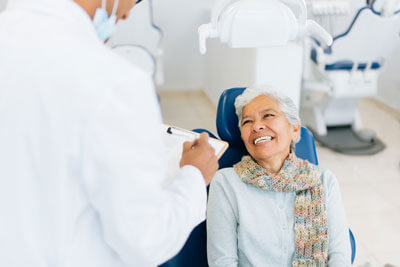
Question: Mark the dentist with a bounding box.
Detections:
[0,0,218,266]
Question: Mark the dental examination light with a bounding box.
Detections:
[198,0,332,54]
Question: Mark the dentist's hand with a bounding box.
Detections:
[180,133,219,185]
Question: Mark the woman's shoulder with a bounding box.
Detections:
[213,167,239,182]
[319,168,338,185]
[318,168,342,199]
[210,167,244,189]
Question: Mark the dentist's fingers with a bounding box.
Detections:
[180,132,218,185]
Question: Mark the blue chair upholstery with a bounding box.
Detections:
[160,88,355,266]
[311,48,381,71]
[159,222,207,267]
[350,228,356,264]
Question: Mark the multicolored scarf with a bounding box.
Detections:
[234,153,328,267]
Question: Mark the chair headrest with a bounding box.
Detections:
[216,88,246,147]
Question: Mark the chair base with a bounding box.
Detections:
[309,125,386,155]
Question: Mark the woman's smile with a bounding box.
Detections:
[253,135,274,145]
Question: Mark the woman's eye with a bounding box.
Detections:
[242,120,251,125]
[264,113,274,118]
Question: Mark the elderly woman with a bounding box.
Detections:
[207,87,351,267]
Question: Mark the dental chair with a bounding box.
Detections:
[160,88,356,267]
[301,4,400,155]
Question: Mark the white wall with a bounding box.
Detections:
[378,46,400,111]
[204,41,304,107]
[110,0,213,91]
[204,40,256,105]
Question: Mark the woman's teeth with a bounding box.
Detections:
[254,136,273,144]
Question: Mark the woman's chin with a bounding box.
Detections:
[252,143,274,155]
[251,150,275,162]
[250,147,290,164]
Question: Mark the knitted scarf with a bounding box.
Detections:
[234,153,328,267]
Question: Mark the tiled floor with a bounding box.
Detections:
[158,90,400,267]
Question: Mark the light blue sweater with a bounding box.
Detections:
[207,167,351,267]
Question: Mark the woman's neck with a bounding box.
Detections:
[255,152,290,174]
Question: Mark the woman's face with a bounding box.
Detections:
[240,95,300,164]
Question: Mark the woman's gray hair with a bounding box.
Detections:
[234,86,301,152]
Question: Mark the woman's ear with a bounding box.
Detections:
[291,124,301,142]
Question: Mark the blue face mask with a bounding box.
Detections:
[93,0,119,42]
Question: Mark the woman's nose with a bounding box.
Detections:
[252,121,265,132]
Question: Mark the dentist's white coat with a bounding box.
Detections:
[0,0,207,266]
